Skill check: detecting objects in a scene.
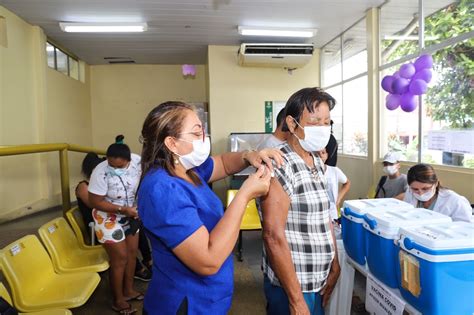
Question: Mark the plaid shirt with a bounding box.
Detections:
[259,143,335,292]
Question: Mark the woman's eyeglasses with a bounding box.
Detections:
[178,126,206,142]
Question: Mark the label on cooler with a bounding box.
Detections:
[399,251,421,297]
[366,273,406,315]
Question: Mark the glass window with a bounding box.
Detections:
[379,59,419,163]
[380,1,420,65]
[342,76,368,156]
[68,57,79,80]
[46,42,55,68]
[55,49,69,76]
[46,41,83,81]
[424,0,473,47]
[326,85,343,152]
[343,20,367,79]
[422,39,474,168]
[321,37,342,87]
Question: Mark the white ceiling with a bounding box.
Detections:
[1,0,386,65]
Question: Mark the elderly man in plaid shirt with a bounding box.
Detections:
[259,87,340,315]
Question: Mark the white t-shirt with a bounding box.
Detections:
[88,153,142,215]
[324,165,348,220]
[256,134,285,150]
[404,188,472,222]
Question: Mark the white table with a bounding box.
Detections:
[335,254,422,315]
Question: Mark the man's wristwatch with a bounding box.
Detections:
[117,206,123,214]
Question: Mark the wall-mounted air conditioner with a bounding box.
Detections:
[238,43,314,68]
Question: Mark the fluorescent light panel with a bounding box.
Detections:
[238,26,315,38]
[60,22,147,33]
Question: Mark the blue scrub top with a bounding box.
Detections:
[137,158,233,315]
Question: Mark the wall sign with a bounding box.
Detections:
[264,101,286,133]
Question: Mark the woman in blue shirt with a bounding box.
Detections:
[137,101,283,315]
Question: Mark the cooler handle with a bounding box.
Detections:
[363,214,377,230]
[343,207,365,219]
[403,237,474,255]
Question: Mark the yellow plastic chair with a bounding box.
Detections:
[227,189,262,261]
[367,184,376,199]
[38,217,109,274]
[0,235,100,312]
[65,207,102,250]
[0,282,72,315]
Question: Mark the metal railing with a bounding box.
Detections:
[0,143,106,213]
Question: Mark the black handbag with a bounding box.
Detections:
[0,297,18,315]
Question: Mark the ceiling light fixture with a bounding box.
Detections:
[238,26,316,38]
[59,22,147,33]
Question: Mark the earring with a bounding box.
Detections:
[174,157,179,165]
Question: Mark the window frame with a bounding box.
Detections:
[378,1,474,169]
[46,40,81,81]
[321,16,370,158]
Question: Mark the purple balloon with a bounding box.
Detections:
[385,94,400,110]
[381,75,395,93]
[412,68,433,83]
[392,77,409,94]
[414,54,433,71]
[409,79,428,95]
[400,93,417,112]
[399,63,416,79]
[393,71,400,78]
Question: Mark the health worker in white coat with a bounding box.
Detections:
[404,163,472,222]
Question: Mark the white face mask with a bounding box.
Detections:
[293,118,331,152]
[412,186,436,202]
[383,165,398,176]
[177,136,211,170]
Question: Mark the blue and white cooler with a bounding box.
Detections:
[341,198,413,265]
[363,208,451,288]
[398,221,474,315]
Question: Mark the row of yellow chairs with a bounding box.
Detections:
[0,208,109,313]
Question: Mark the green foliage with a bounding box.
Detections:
[383,0,474,129]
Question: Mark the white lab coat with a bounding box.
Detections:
[404,188,472,222]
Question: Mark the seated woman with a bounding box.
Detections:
[76,152,104,237]
[404,163,472,222]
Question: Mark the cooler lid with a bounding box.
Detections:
[343,198,413,215]
[399,221,474,250]
[366,208,451,231]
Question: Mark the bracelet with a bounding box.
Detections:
[117,206,123,214]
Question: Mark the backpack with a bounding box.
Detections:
[374,176,388,198]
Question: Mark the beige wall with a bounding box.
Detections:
[0,6,93,222]
[208,45,320,200]
[90,64,207,154]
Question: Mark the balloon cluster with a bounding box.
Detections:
[381,54,433,112]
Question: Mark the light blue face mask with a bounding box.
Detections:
[107,165,127,177]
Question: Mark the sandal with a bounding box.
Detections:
[125,292,145,301]
[112,303,137,314]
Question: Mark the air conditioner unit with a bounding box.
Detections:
[238,43,314,68]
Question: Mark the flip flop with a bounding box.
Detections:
[112,303,137,314]
[125,293,145,301]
